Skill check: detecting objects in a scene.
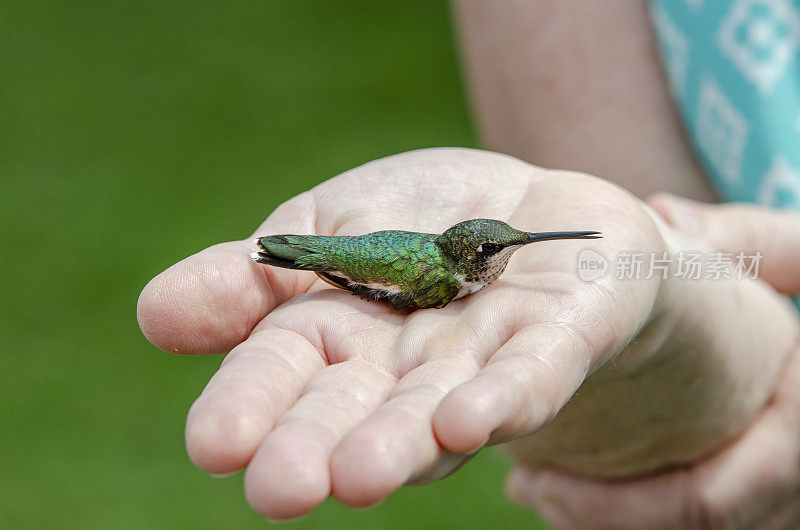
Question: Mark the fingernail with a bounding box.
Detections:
[505,468,531,504]
[528,480,579,528]
[507,468,552,507]
[507,468,577,528]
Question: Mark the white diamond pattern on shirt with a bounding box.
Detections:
[718,0,800,93]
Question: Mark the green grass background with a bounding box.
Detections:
[1,1,547,528]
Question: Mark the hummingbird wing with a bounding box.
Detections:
[317,264,460,310]
[408,266,461,309]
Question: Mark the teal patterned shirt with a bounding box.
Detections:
[649,0,800,209]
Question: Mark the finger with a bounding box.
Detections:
[648,193,800,295]
[505,343,800,529]
[244,358,397,520]
[185,327,325,475]
[433,322,594,453]
[506,466,688,529]
[693,342,800,528]
[137,192,319,354]
[329,353,482,508]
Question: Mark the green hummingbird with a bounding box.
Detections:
[250,218,601,309]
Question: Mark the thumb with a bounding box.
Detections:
[137,194,319,355]
[647,193,800,296]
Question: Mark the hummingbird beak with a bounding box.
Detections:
[526,231,602,243]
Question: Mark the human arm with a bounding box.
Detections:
[453,0,715,201]
[137,149,798,520]
[507,195,800,529]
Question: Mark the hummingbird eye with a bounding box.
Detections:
[477,243,502,256]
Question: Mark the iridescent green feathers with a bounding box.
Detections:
[254,231,460,309]
[251,219,601,309]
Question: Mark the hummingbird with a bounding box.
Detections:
[250,218,601,310]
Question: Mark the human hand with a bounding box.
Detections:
[506,195,800,529]
[137,148,667,519]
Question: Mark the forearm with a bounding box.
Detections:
[453,0,715,201]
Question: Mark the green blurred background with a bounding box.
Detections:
[1,1,547,528]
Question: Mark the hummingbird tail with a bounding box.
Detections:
[251,235,326,270]
[527,231,602,243]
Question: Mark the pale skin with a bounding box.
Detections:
[136,1,800,527]
[455,0,800,526]
[139,148,799,524]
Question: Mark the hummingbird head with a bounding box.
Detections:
[436,219,601,283]
[435,219,534,283]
